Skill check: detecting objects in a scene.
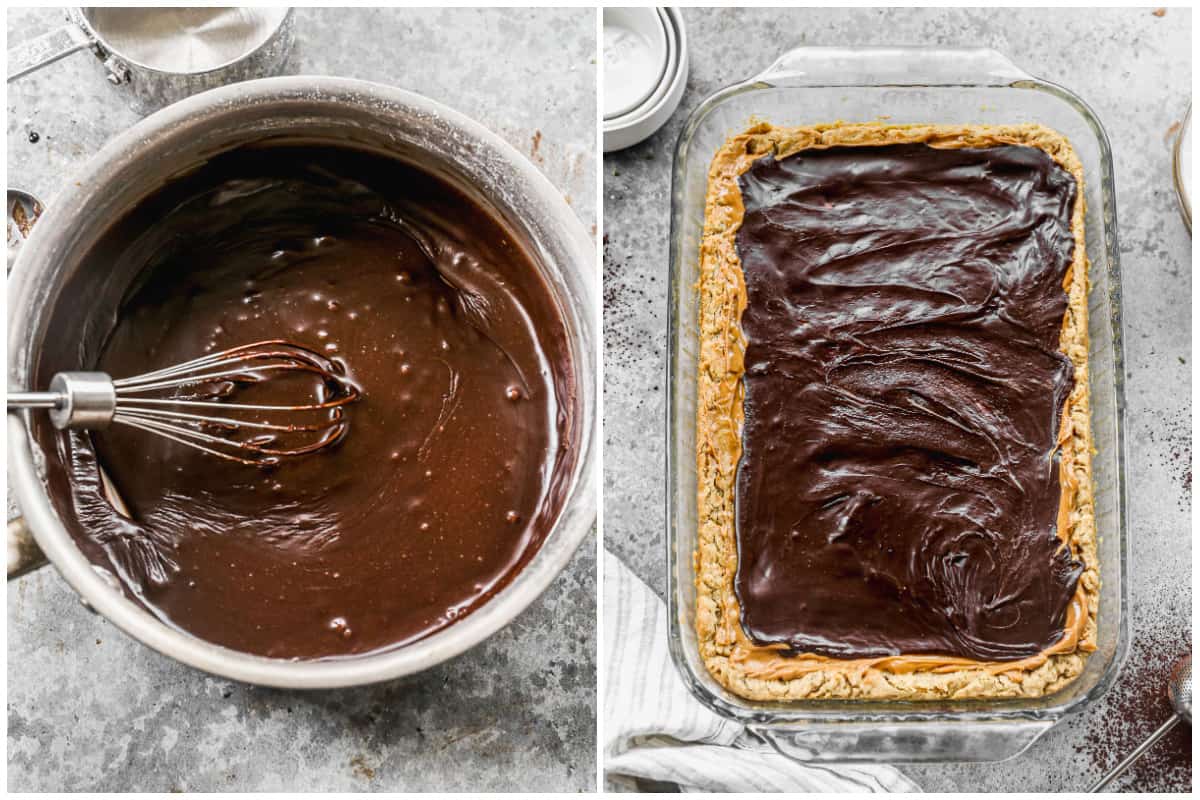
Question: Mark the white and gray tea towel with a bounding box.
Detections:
[603,550,920,793]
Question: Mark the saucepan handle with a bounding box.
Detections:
[7,22,94,83]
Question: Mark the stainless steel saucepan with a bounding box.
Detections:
[7,76,598,688]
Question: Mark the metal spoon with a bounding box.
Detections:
[1088,654,1191,792]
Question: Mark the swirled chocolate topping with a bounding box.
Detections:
[36,145,577,659]
[734,143,1082,661]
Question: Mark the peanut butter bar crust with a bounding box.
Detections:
[694,123,1097,701]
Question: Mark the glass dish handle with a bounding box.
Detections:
[749,719,1054,764]
[750,46,1032,89]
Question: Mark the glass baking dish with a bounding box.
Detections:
[665,47,1128,763]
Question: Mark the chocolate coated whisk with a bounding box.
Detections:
[7,340,359,466]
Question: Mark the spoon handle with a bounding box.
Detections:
[1088,714,1181,792]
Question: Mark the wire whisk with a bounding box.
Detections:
[7,340,359,466]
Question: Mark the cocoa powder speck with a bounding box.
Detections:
[1079,628,1191,791]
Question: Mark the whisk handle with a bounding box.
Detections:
[6,391,61,409]
[6,372,115,430]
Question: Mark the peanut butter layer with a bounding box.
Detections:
[694,123,1097,701]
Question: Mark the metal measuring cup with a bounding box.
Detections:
[7,8,295,113]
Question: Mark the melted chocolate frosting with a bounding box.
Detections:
[734,143,1082,661]
[37,145,576,659]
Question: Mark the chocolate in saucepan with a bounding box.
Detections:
[734,143,1082,662]
[35,145,577,659]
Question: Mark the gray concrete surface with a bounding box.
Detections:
[7,7,596,792]
[604,7,1191,793]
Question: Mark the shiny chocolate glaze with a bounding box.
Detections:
[38,145,576,659]
[734,143,1082,661]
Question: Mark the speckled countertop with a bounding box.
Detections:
[603,7,1191,793]
[7,7,596,792]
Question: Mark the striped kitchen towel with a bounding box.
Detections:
[603,550,920,793]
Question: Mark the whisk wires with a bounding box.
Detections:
[109,340,359,466]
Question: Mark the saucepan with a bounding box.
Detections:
[7,75,598,688]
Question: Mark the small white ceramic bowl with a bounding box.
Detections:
[603,7,688,153]
[603,7,669,121]
[626,7,677,127]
